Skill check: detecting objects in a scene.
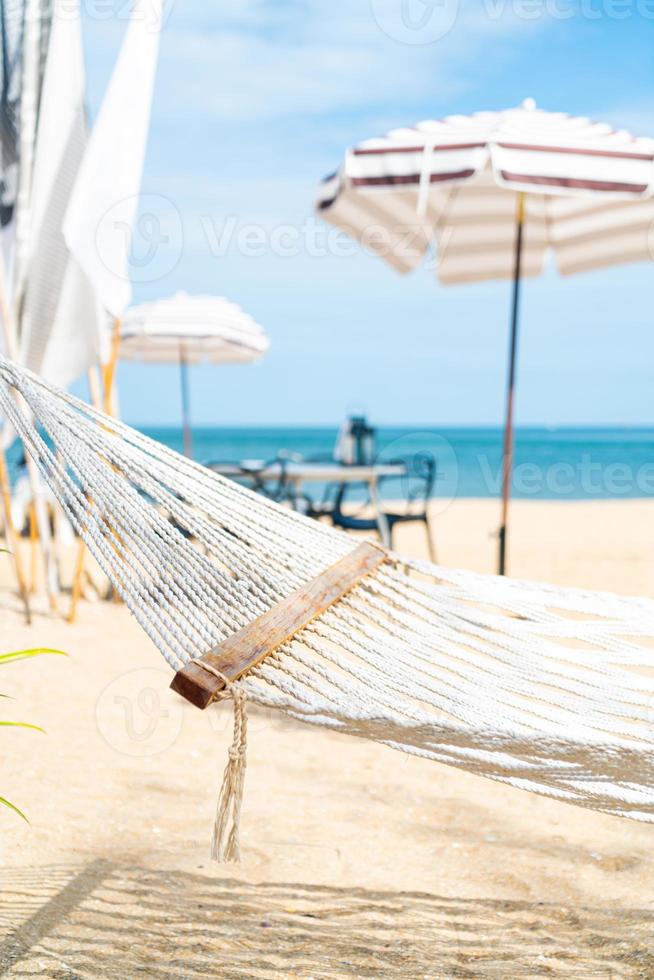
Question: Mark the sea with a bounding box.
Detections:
[112,426,654,503]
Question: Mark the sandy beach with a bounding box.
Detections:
[1,499,654,978]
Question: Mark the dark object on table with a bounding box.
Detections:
[297,414,378,518]
[335,415,376,466]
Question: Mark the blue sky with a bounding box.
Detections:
[81,1,654,427]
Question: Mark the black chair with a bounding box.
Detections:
[285,450,343,519]
[329,452,437,561]
[205,457,291,504]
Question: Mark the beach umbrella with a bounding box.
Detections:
[316,99,654,574]
[120,292,270,457]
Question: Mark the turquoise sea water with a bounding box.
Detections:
[132,426,654,502]
[10,426,651,501]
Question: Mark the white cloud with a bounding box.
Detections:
[150,1,548,123]
[82,1,551,144]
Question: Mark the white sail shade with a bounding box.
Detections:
[63,0,163,319]
[18,0,104,390]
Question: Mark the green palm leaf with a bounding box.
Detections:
[0,797,29,822]
[0,649,66,666]
[1,552,64,824]
[0,721,45,733]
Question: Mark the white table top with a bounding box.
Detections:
[208,460,407,483]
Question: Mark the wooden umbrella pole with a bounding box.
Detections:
[0,449,31,624]
[87,364,103,412]
[67,364,106,624]
[28,501,38,594]
[0,249,57,612]
[67,537,87,624]
[103,318,122,415]
[180,347,193,458]
[498,192,525,577]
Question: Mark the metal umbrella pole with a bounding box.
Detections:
[180,347,193,459]
[498,192,525,577]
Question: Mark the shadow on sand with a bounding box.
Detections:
[0,861,652,978]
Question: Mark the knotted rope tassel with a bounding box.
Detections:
[212,685,248,862]
[191,660,248,863]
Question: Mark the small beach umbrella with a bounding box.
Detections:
[316,99,654,574]
[120,292,270,457]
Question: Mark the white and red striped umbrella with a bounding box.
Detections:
[316,100,654,574]
[317,99,654,283]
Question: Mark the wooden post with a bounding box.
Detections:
[171,542,388,709]
[498,192,525,578]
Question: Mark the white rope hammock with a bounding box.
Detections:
[2,356,654,856]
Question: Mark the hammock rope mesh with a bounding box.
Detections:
[2,356,654,829]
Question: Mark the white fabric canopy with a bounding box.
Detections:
[119,293,270,365]
[317,100,654,283]
[18,0,104,391]
[63,0,162,319]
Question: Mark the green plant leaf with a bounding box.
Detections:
[0,721,45,733]
[0,649,67,666]
[0,797,29,822]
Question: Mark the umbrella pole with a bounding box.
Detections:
[0,250,52,616]
[180,351,193,458]
[498,192,525,577]
[69,325,121,625]
[67,366,105,624]
[0,451,31,624]
[103,318,122,414]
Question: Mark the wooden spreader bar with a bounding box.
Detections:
[170,542,388,709]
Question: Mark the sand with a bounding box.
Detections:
[1,499,654,978]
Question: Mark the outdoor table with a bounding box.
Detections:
[208,459,407,546]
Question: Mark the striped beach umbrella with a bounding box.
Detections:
[120,292,270,457]
[317,99,654,574]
